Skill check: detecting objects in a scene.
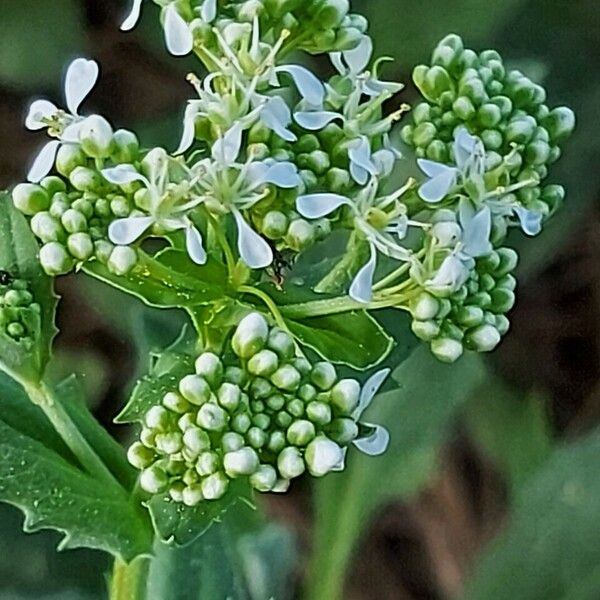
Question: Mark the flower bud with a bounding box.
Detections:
[107,246,138,275]
[286,219,316,251]
[275,411,293,429]
[194,352,223,387]
[94,240,114,264]
[271,364,301,391]
[201,472,229,500]
[267,328,295,360]
[140,465,168,494]
[298,383,318,403]
[155,432,183,454]
[411,319,441,342]
[310,362,337,391]
[217,382,242,412]
[306,401,332,425]
[197,403,228,431]
[232,312,269,358]
[330,379,360,415]
[56,144,87,177]
[183,427,211,455]
[287,419,316,446]
[224,365,248,386]
[262,211,289,240]
[69,167,103,192]
[61,209,87,233]
[39,242,74,275]
[110,196,132,218]
[246,426,267,449]
[431,337,464,363]
[67,232,94,261]
[250,464,277,492]
[232,412,252,434]
[287,398,304,418]
[79,115,114,158]
[221,432,245,453]
[169,482,185,502]
[111,129,140,163]
[12,183,50,216]
[224,447,259,477]
[248,349,279,377]
[30,212,65,243]
[305,436,344,477]
[40,176,66,196]
[127,442,155,469]
[182,484,204,507]
[177,374,209,405]
[196,451,220,476]
[277,447,305,480]
[465,324,501,352]
[145,405,170,430]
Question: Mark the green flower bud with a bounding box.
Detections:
[140,465,168,494]
[264,395,283,412]
[267,328,295,360]
[183,427,211,455]
[543,107,575,142]
[490,288,516,313]
[40,176,66,196]
[168,482,185,503]
[111,129,140,163]
[196,451,220,476]
[61,209,87,234]
[222,432,245,453]
[330,379,360,415]
[495,247,519,277]
[465,324,501,352]
[197,403,228,431]
[182,484,204,507]
[145,405,170,430]
[12,183,50,216]
[505,116,537,145]
[328,417,358,444]
[56,144,87,177]
[248,349,279,377]
[39,242,74,275]
[162,391,189,414]
[250,464,277,492]
[67,232,94,261]
[412,292,440,321]
[275,411,293,429]
[305,436,344,477]
[79,115,114,158]
[477,103,502,128]
[411,319,441,342]
[139,427,156,448]
[217,382,242,412]
[127,441,155,469]
[262,211,289,239]
[277,447,305,480]
[232,413,252,434]
[306,401,332,425]
[287,419,316,446]
[224,447,259,477]
[452,96,476,120]
[454,305,484,328]
[69,167,102,192]
[107,246,137,275]
[110,196,132,218]
[224,366,248,386]
[232,312,269,358]
[94,240,114,264]
[271,364,302,391]
[155,432,183,454]
[201,472,229,500]
[246,426,267,449]
[286,219,316,251]
[30,212,65,243]
[298,383,318,403]
[178,413,196,432]
[431,337,464,363]
[286,399,304,419]
[250,377,273,399]
[310,362,337,391]
[412,122,437,147]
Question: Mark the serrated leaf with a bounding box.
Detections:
[306,345,486,600]
[463,429,600,600]
[147,480,252,546]
[0,193,58,383]
[0,415,152,561]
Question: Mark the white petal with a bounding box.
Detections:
[427,254,469,293]
[344,36,373,74]
[514,206,542,236]
[260,97,296,142]
[27,140,61,183]
[349,245,377,304]
[453,127,479,170]
[353,424,389,456]
[108,216,154,245]
[296,193,350,219]
[200,0,217,22]
[330,52,345,75]
[64,58,99,115]
[294,111,341,131]
[350,162,369,186]
[371,149,396,178]
[121,0,143,31]
[175,103,199,155]
[25,99,58,130]
[233,211,273,269]
[417,158,453,178]
[354,368,390,419]
[61,120,86,143]
[212,122,243,165]
[461,204,492,258]
[262,162,300,188]
[418,170,457,203]
[102,164,147,185]
[349,137,377,183]
[164,5,194,56]
[275,65,325,107]
[331,447,347,472]
[186,224,207,265]
[363,79,404,96]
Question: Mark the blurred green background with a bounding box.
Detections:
[1,1,600,598]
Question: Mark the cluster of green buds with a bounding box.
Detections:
[0,274,40,346]
[128,313,389,504]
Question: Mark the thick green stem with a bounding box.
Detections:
[25,380,123,491]
[110,557,150,600]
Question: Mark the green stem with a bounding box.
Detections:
[25,379,123,491]
[239,285,289,330]
[281,296,367,319]
[110,557,150,600]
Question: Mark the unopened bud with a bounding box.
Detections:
[13,183,50,215]
[107,246,137,275]
[250,464,277,492]
[305,436,344,477]
[197,403,228,431]
[311,362,337,391]
[277,447,305,480]
[140,465,168,494]
[223,447,259,477]
[179,374,211,405]
[79,115,114,158]
[232,312,269,358]
[195,352,223,387]
[330,379,360,415]
[201,472,229,500]
[39,242,74,275]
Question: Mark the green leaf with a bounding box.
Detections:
[146,480,252,546]
[83,250,227,312]
[306,345,486,600]
[0,414,152,561]
[0,194,58,383]
[463,429,600,600]
[464,380,552,493]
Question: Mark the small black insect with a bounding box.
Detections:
[0,270,13,286]
[268,246,294,290]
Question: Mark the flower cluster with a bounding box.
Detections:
[128,313,389,504]
[0,275,39,346]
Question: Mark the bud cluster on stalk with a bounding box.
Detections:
[0,276,40,346]
[128,312,388,505]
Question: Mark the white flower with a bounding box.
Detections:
[417,127,486,203]
[25,58,100,182]
[103,149,208,265]
[297,178,417,303]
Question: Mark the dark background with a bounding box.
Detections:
[0,1,599,598]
